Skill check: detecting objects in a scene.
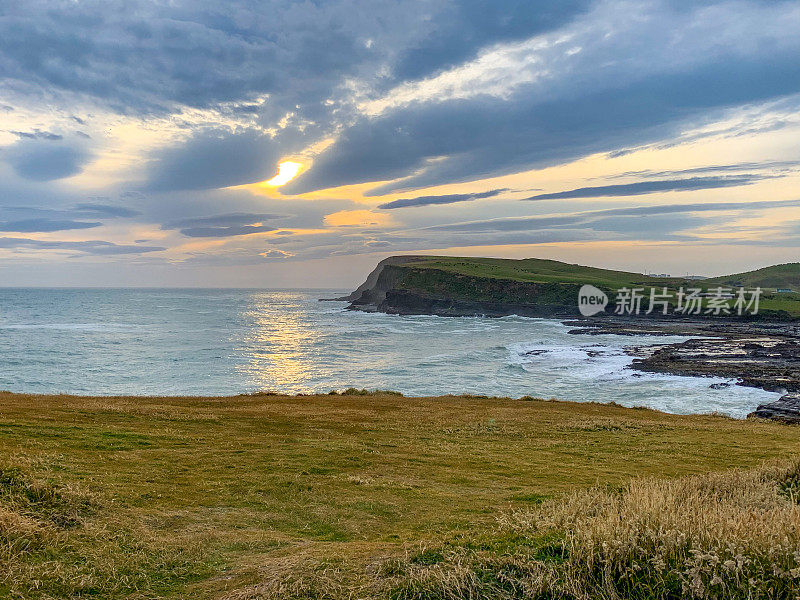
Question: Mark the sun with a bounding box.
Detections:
[264,161,303,186]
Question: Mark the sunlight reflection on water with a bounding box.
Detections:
[0,288,781,417]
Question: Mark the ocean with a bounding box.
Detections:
[0,288,779,417]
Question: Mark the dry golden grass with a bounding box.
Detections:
[1,390,800,598]
[373,459,800,599]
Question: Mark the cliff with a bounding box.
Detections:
[344,255,800,319]
[346,256,595,317]
[335,255,427,304]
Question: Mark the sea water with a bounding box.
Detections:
[0,288,780,417]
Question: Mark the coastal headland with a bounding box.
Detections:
[340,255,800,319]
[341,256,800,422]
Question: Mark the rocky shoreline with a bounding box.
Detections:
[565,318,800,423]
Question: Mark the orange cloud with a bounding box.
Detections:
[323,209,395,228]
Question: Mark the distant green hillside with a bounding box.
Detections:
[348,256,800,318]
[400,256,677,287]
[704,263,800,290]
[407,256,800,292]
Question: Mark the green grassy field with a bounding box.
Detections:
[403,256,800,290]
[391,256,800,316]
[705,262,800,290]
[2,390,800,598]
[402,257,658,287]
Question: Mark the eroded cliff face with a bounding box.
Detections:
[345,262,410,309]
[376,288,579,317]
[342,256,427,307]
[345,260,582,317]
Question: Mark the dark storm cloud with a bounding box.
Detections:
[605,160,800,180]
[74,203,141,218]
[144,129,282,191]
[0,219,101,233]
[525,176,766,200]
[596,200,800,217]
[162,212,285,237]
[428,199,800,232]
[284,0,800,195]
[179,224,277,237]
[9,130,63,141]
[0,237,165,254]
[378,188,509,209]
[0,202,145,242]
[288,51,800,195]
[3,139,90,181]
[0,204,139,229]
[392,0,592,80]
[5,0,795,197]
[165,213,284,228]
[0,0,433,116]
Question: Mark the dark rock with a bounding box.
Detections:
[750,393,800,424]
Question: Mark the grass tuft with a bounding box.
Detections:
[328,388,405,396]
[0,464,210,599]
[0,466,94,529]
[371,458,800,599]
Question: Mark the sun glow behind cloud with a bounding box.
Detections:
[264,161,303,186]
[2,0,800,287]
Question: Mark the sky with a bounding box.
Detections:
[1,0,799,288]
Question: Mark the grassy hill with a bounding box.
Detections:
[404,256,800,290]
[1,391,799,598]
[348,256,800,317]
[704,262,800,290]
[399,256,672,287]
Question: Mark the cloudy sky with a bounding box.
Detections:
[1,0,799,287]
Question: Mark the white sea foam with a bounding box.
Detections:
[504,338,780,418]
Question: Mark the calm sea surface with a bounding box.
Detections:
[0,288,779,417]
